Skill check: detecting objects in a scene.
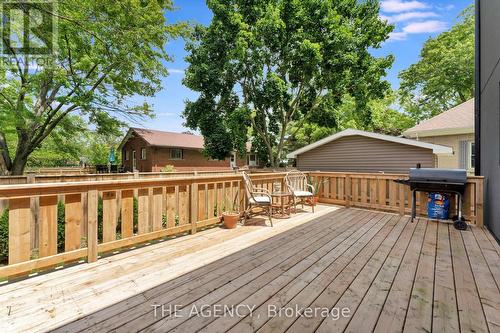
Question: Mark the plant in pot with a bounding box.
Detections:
[221,194,240,229]
[307,176,330,206]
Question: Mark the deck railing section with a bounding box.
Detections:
[0,171,484,279]
[309,172,484,226]
[0,173,286,278]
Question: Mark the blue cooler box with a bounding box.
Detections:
[427,193,450,219]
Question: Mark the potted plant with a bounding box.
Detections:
[221,194,240,229]
[307,176,329,206]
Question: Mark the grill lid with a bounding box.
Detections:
[409,168,467,184]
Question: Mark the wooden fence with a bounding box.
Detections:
[0,172,285,278]
[310,172,484,227]
[0,171,484,279]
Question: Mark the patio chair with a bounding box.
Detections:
[285,170,315,213]
[242,172,273,226]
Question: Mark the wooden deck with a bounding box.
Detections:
[1,206,499,333]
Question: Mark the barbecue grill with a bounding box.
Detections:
[394,168,468,230]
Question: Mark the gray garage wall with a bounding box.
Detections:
[478,0,500,240]
[296,135,436,173]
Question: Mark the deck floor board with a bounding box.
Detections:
[0,206,498,333]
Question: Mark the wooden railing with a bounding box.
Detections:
[0,172,286,278]
[309,172,484,227]
[0,171,484,279]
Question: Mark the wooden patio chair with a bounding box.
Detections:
[285,170,315,213]
[242,172,273,226]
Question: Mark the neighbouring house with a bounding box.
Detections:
[118,128,259,172]
[286,128,452,173]
[403,99,475,173]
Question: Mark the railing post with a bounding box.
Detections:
[87,189,98,263]
[345,175,351,208]
[399,185,405,216]
[476,178,484,227]
[190,182,198,234]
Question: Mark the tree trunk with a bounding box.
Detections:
[9,132,32,175]
[10,156,28,175]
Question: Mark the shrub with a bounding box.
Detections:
[57,201,65,252]
[0,209,8,263]
[161,165,175,173]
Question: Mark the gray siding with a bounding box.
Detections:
[478,0,500,239]
[296,135,435,173]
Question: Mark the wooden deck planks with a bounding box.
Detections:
[373,218,428,333]
[1,207,499,333]
[403,219,438,333]
[190,212,388,333]
[432,222,460,333]
[53,205,348,332]
[119,211,380,332]
[449,225,489,333]
[300,215,408,333]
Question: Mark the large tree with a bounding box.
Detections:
[0,0,185,175]
[398,7,474,122]
[183,0,394,166]
[287,92,414,153]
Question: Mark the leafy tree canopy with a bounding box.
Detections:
[287,92,414,153]
[0,0,186,175]
[398,6,474,122]
[183,0,394,166]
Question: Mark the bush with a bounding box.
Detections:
[161,165,175,173]
[0,209,8,263]
[57,201,65,252]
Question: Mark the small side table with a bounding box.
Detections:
[271,191,292,218]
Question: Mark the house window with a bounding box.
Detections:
[470,142,475,169]
[247,153,257,166]
[124,150,129,161]
[141,148,147,160]
[170,148,183,160]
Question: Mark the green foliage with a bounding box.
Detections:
[161,165,176,173]
[287,93,414,152]
[183,0,394,166]
[0,0,187,175]
[133,197,139,234]
[57,201,66,252]
[398,6,474,121]
[0,210,8,262]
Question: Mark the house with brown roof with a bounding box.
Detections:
[118,128,258,172]
[403,99,475,172]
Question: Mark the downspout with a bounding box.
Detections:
[474,0,481,175]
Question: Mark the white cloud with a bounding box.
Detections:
[402,20,447,33]
[388,32,409,41]
[168,68,185,74]
[381,0,429,13]
[388,20,447,41]
[382,11,439,23]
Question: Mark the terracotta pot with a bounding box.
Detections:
[222,212,239,229]
[307,196,319,206]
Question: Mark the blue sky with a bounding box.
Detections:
[135,0,473,133]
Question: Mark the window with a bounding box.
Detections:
[249,154,256,162]
[170,148,183,160]
[470,142,475,169]
[124,150,129,161]
[141,147,146,160]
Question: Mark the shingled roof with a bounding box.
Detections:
[403,99,474,138]
[119,128,204,150]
